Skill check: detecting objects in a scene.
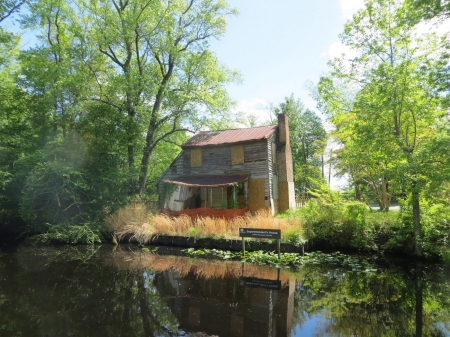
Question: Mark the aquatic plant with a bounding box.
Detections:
[182,248,378,274]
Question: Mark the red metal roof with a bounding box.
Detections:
[164,174,249,187]
[182,125,277,148]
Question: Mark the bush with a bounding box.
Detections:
[343,203,373,249]
[33,223,105,245]
[282,226,306,247]
[300,180,374,250]
[420,203,450,259]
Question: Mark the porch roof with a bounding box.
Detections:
[164,174,249,187]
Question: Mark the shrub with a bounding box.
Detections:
[300,180,374,250]
[343,203,373,249]
[420,203,450,259]
[33,223,104,245]
[381,199,450,258]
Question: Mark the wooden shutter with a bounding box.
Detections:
[190,148,202,167]
[248,178,266,212]
[231,144,244,165]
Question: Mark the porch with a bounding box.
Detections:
[162,174,249,219]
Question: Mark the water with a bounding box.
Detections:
[0,244,449,337]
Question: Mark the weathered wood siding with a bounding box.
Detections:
[157,152,185,205]
[158,139,273,208]
[183,141,268,176]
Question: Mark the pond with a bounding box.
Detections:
[0,244,449,337]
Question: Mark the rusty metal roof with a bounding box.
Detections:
[164,174,249,187]
[182,125,277,148]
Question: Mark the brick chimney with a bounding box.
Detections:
[276,113,295,212]
[278,113,289,144]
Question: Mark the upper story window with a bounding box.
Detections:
[190,148,202,167]
[231,144,244,165]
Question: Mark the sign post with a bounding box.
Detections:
[239,228,281,258]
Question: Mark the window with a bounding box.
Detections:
[190,148,202,167]
[231,144,244,165]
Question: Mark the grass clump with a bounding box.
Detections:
[33,223,104,245]
[105,206,304,245]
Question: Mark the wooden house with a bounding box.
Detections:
[156,114,295,217]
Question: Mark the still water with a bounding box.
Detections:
[0,244,449,337]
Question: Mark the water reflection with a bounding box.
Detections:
[0,245,449,337]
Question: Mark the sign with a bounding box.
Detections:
[239,228,281,239]
[239,277,282,290]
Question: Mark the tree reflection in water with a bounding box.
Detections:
[0,245,449,337]
[292,259,450,336]
[0,245,179,337]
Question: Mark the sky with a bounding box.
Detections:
[209,0,365,123]
[208,0,368,189]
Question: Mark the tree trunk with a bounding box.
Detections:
[371,177,391,211]
[412,181,423,257]
[138,130,155,198]
[137,59,174,197]
[321,155,324,179]
[355,181,361,201]
[380,177,390,211]
[328,149,332,185]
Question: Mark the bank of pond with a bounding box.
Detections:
[1,244,449,337]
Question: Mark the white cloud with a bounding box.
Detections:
[321,40,359,61]
[339,0,365,20]
[232,97,273,126]
[234,97,268,114]
[413,17,450,37]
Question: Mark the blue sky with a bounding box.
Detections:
[208,0,367,188]
[210,0,365,122]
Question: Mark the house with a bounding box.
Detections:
[156,114,295,218]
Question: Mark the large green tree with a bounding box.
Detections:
[69,0,238,196]
[0,0,238,237]
[317,0,450,256]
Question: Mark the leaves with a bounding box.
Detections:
[183,248,379,274]
[317,0,450,255]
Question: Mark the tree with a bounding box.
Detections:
[317,0,449,256]
[0,0,238,239]
[0,0,25,22]
[405,0,450,21]
[71,0,238,197]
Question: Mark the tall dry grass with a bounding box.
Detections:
[104,203,151,234]
[105,205,302,244]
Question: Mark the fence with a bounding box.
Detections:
[295,196,310,208]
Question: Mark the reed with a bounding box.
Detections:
[105,205,303,244]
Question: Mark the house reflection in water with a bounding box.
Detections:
[154,269,295,337]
